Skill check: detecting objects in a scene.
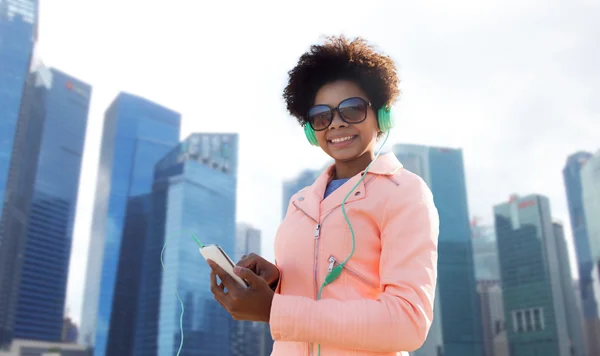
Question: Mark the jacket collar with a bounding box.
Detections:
[291,152,403,222]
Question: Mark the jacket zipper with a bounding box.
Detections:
[293,178,374,356]
[293,203,342,356]
[328,255,378,288]
[292,203,319,356]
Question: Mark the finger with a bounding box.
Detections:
[210,270,228,301]
[233,266,263,286]
[209,260,244,294]
[236,254,256,269]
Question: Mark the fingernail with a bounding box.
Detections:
[233,266,242,274]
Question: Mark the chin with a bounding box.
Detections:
[325,149,362,162]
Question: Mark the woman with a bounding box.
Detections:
[208,35,439,356]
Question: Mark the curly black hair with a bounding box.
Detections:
[283,35,400,126]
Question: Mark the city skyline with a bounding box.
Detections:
[1,1,599,355]
[11,0,597,331]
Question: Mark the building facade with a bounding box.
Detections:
[79,93,180,355]
[553,221,587,356]
[133,133,238,356]
[494,194,570,356]
[0,0,39,348]
[12,67,91,342]
[0,60,90,348]
[564,150,600,355]
[394,144,482,356]
[0,0,38,210]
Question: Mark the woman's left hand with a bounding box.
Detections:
[208,260,275,323]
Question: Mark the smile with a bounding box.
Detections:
[328,136,356,144]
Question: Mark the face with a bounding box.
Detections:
[310,80,380,162]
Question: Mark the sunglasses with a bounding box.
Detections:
[306,97,372,131]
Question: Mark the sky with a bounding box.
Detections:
[35,0,599,324]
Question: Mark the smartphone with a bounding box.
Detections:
[199,244,248,288]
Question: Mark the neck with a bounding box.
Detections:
[334,151,375,179]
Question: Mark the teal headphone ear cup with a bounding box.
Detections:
[304,124,319,146]
[377,106,394,132]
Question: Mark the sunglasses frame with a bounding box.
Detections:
[306,97,372,131]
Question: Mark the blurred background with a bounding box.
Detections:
[0,0,598,355]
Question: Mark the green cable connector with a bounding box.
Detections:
[191,234,204,248]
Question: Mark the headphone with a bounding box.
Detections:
[307,105,395,356]
[303,105,395,146]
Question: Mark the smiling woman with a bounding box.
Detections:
[208,35,439,356]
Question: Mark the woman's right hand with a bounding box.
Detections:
[236,253,280,290]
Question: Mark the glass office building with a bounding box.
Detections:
[0,0,37,209]
[553,222,587,356]
[494,195,570,356]
[393,144,482,356]
[11,67,91,342]
[582,151,600,267]
[564,151,600,355]
[0,2,38,346]
[0,56,44,349]
[133,133,238,356]
[79,93,180,355]
[471,222,501,281]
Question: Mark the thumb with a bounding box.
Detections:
[233,266,262,286]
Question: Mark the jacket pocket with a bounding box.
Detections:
[328,255,378,289]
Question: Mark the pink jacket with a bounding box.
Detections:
[269,152,440,356]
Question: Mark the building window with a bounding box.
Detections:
[512,307,544,333]
[515,311,524,332]
[536,307,545,330]
[524,309,532,331]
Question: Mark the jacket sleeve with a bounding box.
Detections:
[269,177,439,353]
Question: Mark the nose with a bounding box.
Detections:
[329,111,348,129]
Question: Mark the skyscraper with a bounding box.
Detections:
[0,1,39,347]
[394,144,482,356]
[134,133,238,356]
[582,150,600,266]
[0,61,90,347]
[79,93,180,355]
[471,219,501,281]
[13,67,91,342]
[563,150,600,355]
[233,223,273,356]
[471,219,507,356]
[0,56,44,351]
[494,194,571,356]
[553,221,587,356]
[0,0,38,209]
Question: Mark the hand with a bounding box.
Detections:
[208,260,275,322]
[237,253,280,290]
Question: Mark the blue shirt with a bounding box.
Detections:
[324,178,350,199]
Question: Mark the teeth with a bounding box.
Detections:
[330,136,354,143]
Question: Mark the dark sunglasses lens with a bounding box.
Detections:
[307,105,332,130]
[339,98,368,123]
